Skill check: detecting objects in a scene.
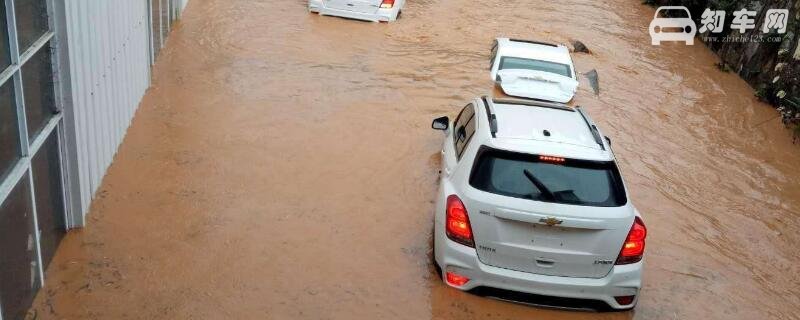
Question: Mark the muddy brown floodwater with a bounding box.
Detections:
[28,0,800,319]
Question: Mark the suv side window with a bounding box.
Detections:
[453,103,476,160]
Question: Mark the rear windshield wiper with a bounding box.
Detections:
[523,169,556,201]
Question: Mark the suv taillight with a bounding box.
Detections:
[379,0,394,8]
[446,195,474,248]
[616,217,646,265]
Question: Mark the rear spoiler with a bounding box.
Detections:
[492,97,572,111]
[508,38,559,47]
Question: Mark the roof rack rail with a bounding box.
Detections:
[575,106,606,151]
[492,97,573,112]
[508,38,559,47]
[482,96,498,138]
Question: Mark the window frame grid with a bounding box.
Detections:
[163,0,169,40]
[159,0,164,49]
[147,0,154,65]
[0,1,66,314]
[149,0,174,65]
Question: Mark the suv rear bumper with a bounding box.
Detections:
[308,0,397,22]
[435,237,642,310]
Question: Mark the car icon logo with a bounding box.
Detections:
[539,217,563,226]
[649,6,697,45]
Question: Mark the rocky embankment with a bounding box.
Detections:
[648,0,800,141]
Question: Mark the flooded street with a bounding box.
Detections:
[29,0,800,319]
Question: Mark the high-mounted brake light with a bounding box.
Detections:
[380,0,394,8]
[616,217,647,265]
[539,155,565,163]
[445,195,474,248]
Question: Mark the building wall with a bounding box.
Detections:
[59,0,188,228]
[60,0,153,227]
[0,0,189,318]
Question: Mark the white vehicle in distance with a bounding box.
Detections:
[309,0,404,22]
[648,6,697,45]
[490,38,579,103]
[430,97,647,311]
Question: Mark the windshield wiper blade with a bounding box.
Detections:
[523,169,556,201]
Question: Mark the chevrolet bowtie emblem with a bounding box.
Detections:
[539,217,563,226]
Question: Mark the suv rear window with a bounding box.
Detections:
[499,57,572,78]
[470,148,627,207]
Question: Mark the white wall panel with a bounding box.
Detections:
[60,0,193,226]
[57,0,191,227]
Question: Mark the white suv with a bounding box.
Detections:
[431,97,646,311]
[489,38,579,103]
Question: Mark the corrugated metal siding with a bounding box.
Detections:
[63,0,152,217]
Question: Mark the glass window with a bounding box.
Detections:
[0,3,11,71]
[470,148,628,207]
[14,0,50,53]
[453,104,476,159]
[31,130,65,269]
[160,0,169,45]
[0,174,40,320]
[499,57,572,78]
[22,44,56,141]
[171,0,180,21]
[0,81,19,181]
[151,0,161,58]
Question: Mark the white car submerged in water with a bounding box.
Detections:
[430,97,646,311]
[490,38,579,103]
[309,0,404,22]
